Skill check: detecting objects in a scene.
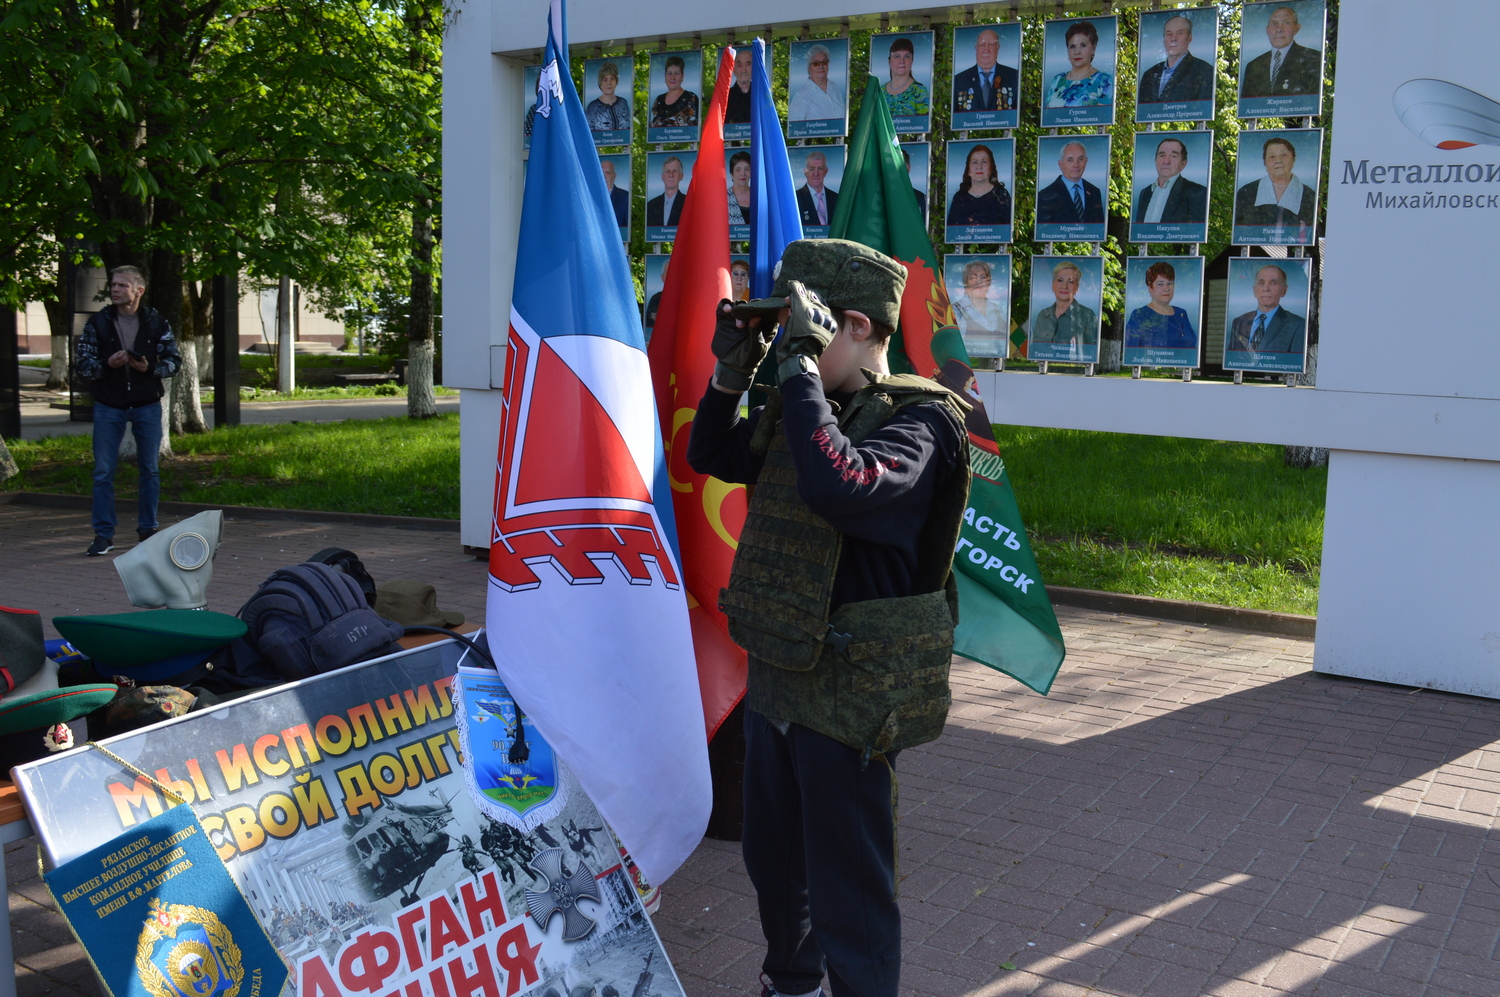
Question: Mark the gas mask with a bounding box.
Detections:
[114,510,223,610]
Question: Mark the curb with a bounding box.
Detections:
[0,492,1315,637]
[0,491,461,534]
[1046,584,1316,640]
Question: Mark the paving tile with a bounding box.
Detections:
[11,506,1500,997]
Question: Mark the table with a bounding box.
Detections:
[0,780,36,997]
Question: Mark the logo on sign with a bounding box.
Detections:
[1394,79,1500,149]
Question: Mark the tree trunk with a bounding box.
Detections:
[407,204,437,419]
[170,279,209,434]
[0,437,17,483]
[43,252,71,390]
[1284,344,1326,468]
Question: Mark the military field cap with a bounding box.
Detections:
[99,685,197,739]
[375,579,465,629]
[0,684,116,773]
[0,605,46,694]
[53,610,246,678]
[737,239,907,331]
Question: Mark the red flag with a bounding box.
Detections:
[647,49,748,738]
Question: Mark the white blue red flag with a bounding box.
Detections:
[488,0,710,885]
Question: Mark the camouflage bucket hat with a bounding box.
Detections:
[737,239,908,330]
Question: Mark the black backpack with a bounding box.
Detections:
[238,563,405,681]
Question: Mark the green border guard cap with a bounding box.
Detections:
[53,610,246,670]
[736,239,908,331]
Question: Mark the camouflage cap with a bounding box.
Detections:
[738,239,907,330]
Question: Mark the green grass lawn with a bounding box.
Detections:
[202,384,458,403]
[6,415,461,519]
[3,419,1326,614]
[994,427,1325,615]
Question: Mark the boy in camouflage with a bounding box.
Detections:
[688,240,970,997]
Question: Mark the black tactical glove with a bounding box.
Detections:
[775,280,840,379]
[710,298,776,393]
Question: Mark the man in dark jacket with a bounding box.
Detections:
[1137,15,1215,105]
[74,265,181,556]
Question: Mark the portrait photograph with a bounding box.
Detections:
[902,142,932,227]
[719,45,763,142]
[1223,256,1312,374]
[582,56,634,147]
[869,31,935,134]
[1231,128,1323,246]
[725,148,753,241]
[788,39,849,139]
[944,254,1012,358]
[644,150,696,243]
[1237,0,1326,119]
[598,153,632,241]
[1122,255,1204,369]
[1033,134,1111,243]
[523,65,541,154]
[788,145,846,239]
[950,23,1022,131]
[647,50,703,144]
[1040,15,1118,128]
[944,139,1015,244]
[643,254,670,341]
[1129,130,1214,244]
[1136,7,1218,123]
[730,254,751,303]
[1028,255,1104,364]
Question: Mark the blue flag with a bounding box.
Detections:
[487,0,710,885]
[748,38,803,297]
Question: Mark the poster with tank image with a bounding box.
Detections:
[1027,255,1104,364]
[944,254,1012,358]
[1223,255,1311,374]
[14,638,686,997]
[1122,255,1204,368]
[950,22,1022,130]
[1136,7,1218,122]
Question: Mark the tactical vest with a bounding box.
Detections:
[719,372,972,760]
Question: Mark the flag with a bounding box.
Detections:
[488,0,710,884]
[830,76,1067,694]
[748,38,804,298]
[646,48,746,739]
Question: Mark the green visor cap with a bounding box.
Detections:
[768,239,908,331]
[53,610,247,669]
[0,684,117,736]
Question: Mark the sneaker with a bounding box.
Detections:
[137,528,158,543]
[86,536,114,556]
[760,976,822,997]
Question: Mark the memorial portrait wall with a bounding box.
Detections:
[528,7,1326,362]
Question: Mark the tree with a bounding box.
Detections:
[0,0,439,429]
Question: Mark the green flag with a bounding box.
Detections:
[830,76,1066,694]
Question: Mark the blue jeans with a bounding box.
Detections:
[91,400,162,539]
